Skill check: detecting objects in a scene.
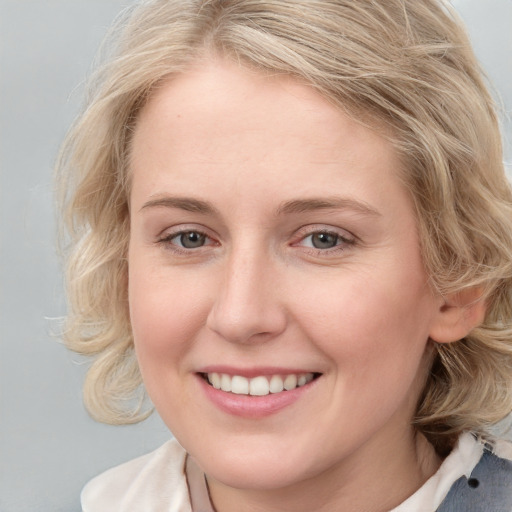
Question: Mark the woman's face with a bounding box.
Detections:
[128,59,445,493]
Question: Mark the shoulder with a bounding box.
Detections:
[81,438,192,512]
[438,439,512,512]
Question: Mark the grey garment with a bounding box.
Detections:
[437,450,512,512]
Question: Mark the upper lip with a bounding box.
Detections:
[196,366,320,378]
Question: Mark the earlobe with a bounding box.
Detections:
[429,287,487,344]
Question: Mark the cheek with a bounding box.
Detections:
[128,258,211,369]
[294,265,435,381]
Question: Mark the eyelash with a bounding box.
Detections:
[156,227,356,256]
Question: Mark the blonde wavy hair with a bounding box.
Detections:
[56,0,512,455]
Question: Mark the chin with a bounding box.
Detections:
[207,461,304,491]
[191,440,322,492]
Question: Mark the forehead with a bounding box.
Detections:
[134,60,398,163]
[129,58,408,217]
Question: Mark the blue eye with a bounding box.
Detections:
[172,231,207,249]
[158,230,211,250]
[308,232,340,249]
[301,231,347,250]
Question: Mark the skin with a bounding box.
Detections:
[127,58,472,512]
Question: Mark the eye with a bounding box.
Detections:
[174,231,207,249]
[306,232,340,249]
[300,231,351,250]
[291,225,357,257]
[158,229,215,251]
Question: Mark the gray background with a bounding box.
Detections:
[0,1,511,511]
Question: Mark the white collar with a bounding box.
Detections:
[391,432,484,512]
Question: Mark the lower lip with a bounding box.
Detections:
[197,375,318,418]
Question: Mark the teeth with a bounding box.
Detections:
[231,375,249,394]
[206,372,314,396]
[283,374,297,391]
[269,375,284,393]
[249,376,269,396]
[220,373,232,392]
[210,372,221,389]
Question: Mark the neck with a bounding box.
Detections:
[206,429,442,512]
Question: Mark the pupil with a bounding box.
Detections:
[312,232,338,249]
[181,232,205,248]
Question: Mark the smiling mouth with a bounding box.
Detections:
[201,372,320,396]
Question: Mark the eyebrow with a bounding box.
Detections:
[140,195,380,218]
[140,196,219,215]
[276,197,381,217]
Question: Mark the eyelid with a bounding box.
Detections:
[292,224,356,243]
[157,222,212,238]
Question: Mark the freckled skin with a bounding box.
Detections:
[128,59,447,512]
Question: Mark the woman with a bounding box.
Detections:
[57,0,512,510]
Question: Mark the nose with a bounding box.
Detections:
[206,249,287,344]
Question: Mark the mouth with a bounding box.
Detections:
[200,372,321,396]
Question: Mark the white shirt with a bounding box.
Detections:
[81,433,505,512]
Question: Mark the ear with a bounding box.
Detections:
[429,287,487,344]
